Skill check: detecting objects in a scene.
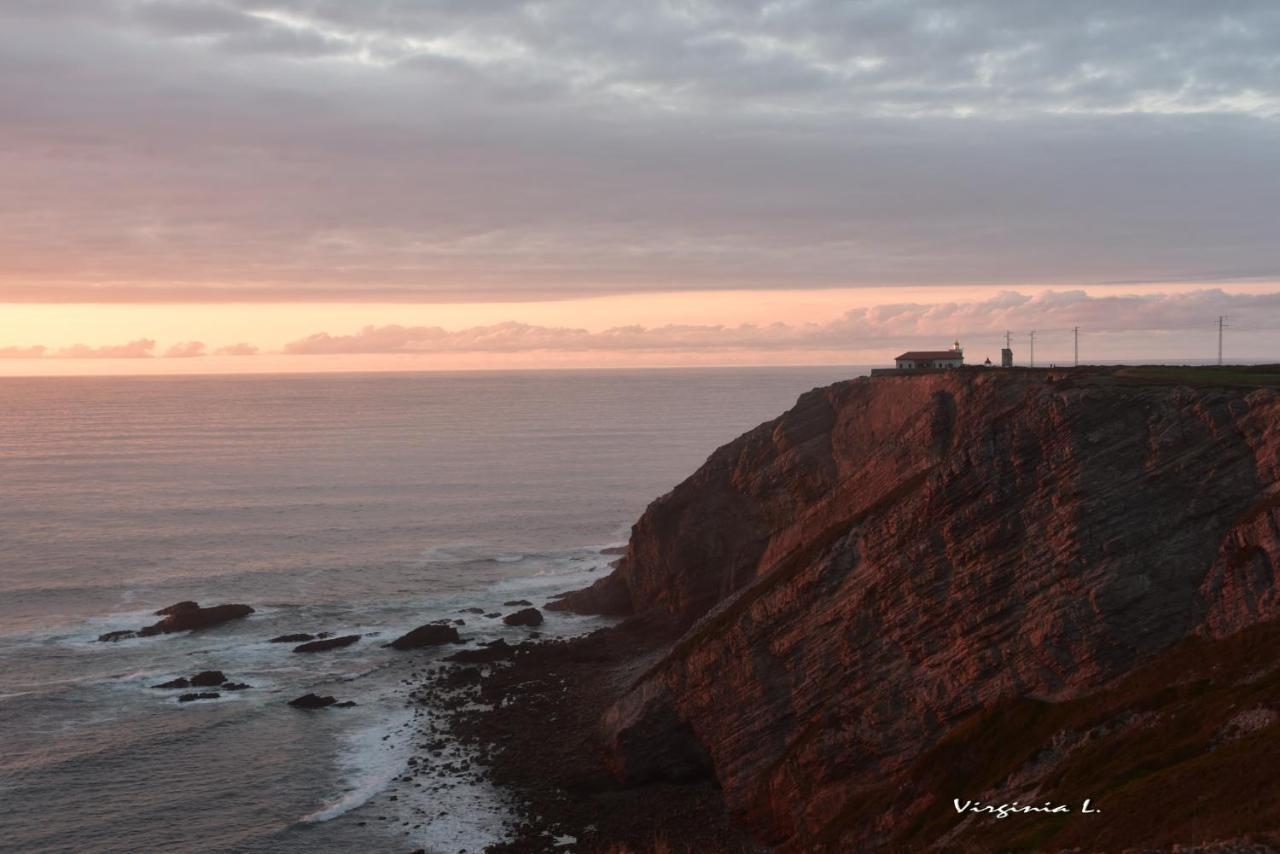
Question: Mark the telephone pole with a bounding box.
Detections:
[1029,331,1036,368]
[1217,316,1228,365]
[1073,326,1079,367]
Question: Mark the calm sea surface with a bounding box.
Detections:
[0,367,856,853]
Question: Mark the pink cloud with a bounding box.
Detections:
[282,290,1280,354]
[214,342,259,356]
[55,339,156,359]
[0,345,47,358]
[163,341,206,358]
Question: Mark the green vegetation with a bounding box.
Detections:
[1112,364,1280,387]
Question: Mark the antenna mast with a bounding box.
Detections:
[1073,326,1079,367]
[1029,331,1036,368]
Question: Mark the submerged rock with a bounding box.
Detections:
[292,635,361,653]
[385,624,462,650]
[503,607,543,627]
[269,633,315,643]
[502,599,533,607]
[222,682,251,691]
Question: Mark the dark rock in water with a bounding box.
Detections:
[177,692,220,702]
[151,677,191,689]
[445,639,518,664]
[502,599,533,607]
[138,602,254,636]
[189,670,226,687]
[293,634,361,653]
[385,624,461,650]
[503,607,543,627]
[154,601,196,615]
[288,693,337,709]
[100,601,254,642]
[334,701,358,708]
[269,633,315,643]
[484,612,501,618]
[222,682,251,691]
[459,607,485,614]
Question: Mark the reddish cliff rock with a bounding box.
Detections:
[557,367,1280,850]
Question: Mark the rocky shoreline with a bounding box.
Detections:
[409,620,761,854]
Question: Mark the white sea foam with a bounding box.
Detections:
[302,702,415,823]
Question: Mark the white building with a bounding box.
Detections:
[894,341,965,370]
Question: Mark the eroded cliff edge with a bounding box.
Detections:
[551,366,1280,850]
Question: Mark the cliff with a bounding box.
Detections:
[553,365,1280,850]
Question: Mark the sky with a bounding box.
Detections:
[2,0,1278,374]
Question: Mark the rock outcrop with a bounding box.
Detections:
[386,624,462,650]
[554,367,1280,850]
[503,608,544,627]
[288,693,337,709]
[97,601,254,641]
[292,635,361,653]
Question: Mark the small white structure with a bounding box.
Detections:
[894,341,965,370]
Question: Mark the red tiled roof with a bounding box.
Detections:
[895,351,963,360]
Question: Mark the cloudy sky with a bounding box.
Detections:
[2,0,1278,372]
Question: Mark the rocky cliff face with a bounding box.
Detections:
[556,367,1280,850]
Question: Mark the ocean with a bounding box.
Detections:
[0,366,855,853]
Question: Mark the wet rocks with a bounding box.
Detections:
[502,599,533,607]
[503,607,543,627]
[97,601,254,641]
[445,639,521,664]
[177,692,220,703]
[189,670,226,687]
[292,634,361,653]
[151,677,191,689]
[385,624,462,650]
[288,693,356,709]
[153,671,250,691]
[269,632,318,643]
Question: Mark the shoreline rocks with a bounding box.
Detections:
[97,601,254,642]
[385,624,462,650]
[502,607,543,627]
[288,693,357,709]
[292,635,361,653]
[177,692,220,703]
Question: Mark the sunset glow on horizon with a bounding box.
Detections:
[3,2,1278,374]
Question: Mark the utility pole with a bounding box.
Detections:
[1073,326,1079,367]
[1217,316,1228,365]
[1029,331,1036,368]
